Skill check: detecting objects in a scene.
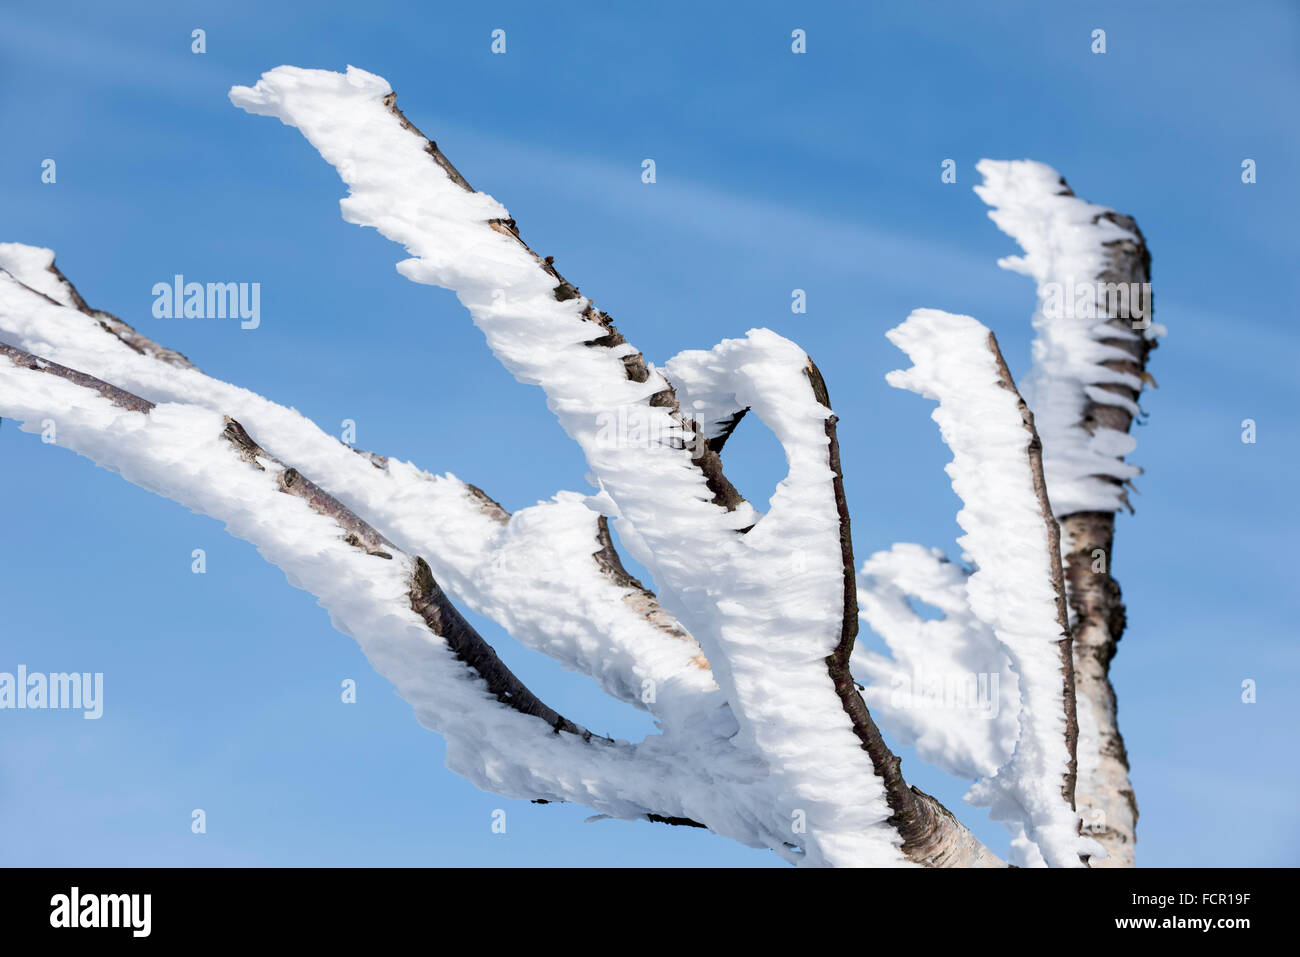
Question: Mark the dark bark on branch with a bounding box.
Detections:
[985,331,1080,820]
[381,93,747,514]
[645,813,708,829]
[592,515,699,652]
[706,408,749,453]
[408,556,596,738]
[352,448,701,659]
[0,343,156,413]
[804,359,1004,867]
[462,482,511,524]
[47,260,195,369]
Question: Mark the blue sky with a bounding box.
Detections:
[1,0,1296,866]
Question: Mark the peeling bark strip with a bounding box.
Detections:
[222,425,604,741]
[804,359,1003,867]
[645,813,707,829]
[408,557,595,739]
[0,255,188,370]
[0,343,155,413]
[592,516,701,653]
[46,260,196,369]
[350,448,702,660]
[1056,180,1154,867]
[463,482,511,524]
[706,408,749,453]
[380,93,747,514]
[220,418,396,559]
[3,341,604,745]
[985,332,1079,811]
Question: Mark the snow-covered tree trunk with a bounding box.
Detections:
[1060,216,1154,869]
[975,164,1161,867]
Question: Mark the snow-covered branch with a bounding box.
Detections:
[975,160,1160,866]
[0,341,639,790]
[973,160,1162,518]
[0,257,720,735]
[4,334,878,852]
[665,332,1008,866]
[886,308,1097,867]
[0,255,915,863]
[226,67,1015,865]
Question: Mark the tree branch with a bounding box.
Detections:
[887,309,1091,867]
[985,332,1078,812]
[6,340,817,840]
[1,260,783,846]
[0,261,722,730]
[380,90,747,514]
[974,161,1158,865]
[807,358,1002,866]
[0,340,600,740]
[227,67,1010,865]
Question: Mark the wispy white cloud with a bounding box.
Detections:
[423,117,1000,292]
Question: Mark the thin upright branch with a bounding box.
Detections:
[807,358,1001,866]
[986,332,1078,811]
[887,309,1090,867]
